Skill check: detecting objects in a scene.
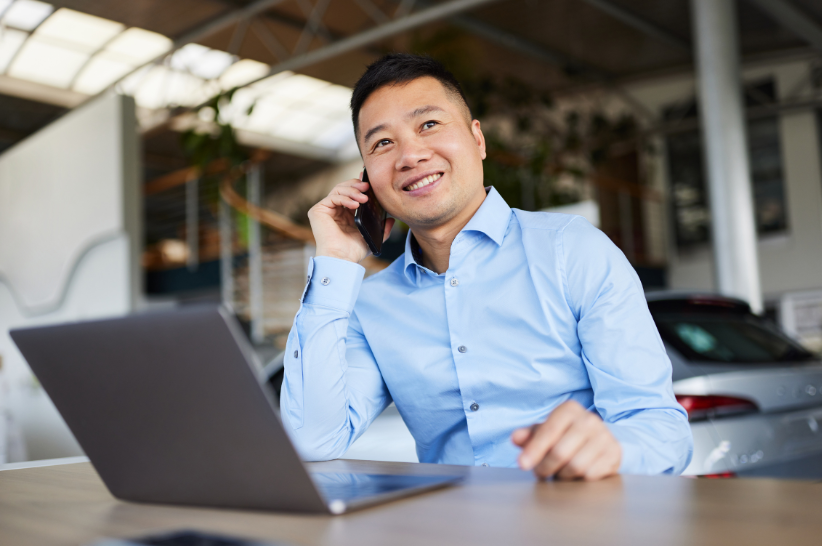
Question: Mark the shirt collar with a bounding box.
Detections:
[402,186,512,283]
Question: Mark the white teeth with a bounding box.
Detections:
[405,173,442,191]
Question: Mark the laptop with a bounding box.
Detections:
[10,306,463,514]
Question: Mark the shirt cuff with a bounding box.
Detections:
[605,422,644,475]
[302,256,366,313]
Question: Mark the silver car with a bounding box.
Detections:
[647,292,822,478]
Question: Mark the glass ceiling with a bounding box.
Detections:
[0,2,357,158]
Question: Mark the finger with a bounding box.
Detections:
[517,402,583,470]
[332,179,370,194]
[583,442,621,481]
[511,426,536,447]
[533,418,594,478]
[554,430,611,480]
[322,194,361,210]
[382,217,395,242]
[333,185,369,202]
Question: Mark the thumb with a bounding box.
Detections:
[382,217,396,243]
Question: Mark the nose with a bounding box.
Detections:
[395,135,432,172]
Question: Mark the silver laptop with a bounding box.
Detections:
[10,306,462,514]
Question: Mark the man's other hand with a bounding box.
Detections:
[511,400,621,481]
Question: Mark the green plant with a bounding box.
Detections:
[179,87,253,171]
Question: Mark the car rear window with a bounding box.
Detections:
[652,311,815,363]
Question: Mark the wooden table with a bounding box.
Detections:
[1,459,821,546]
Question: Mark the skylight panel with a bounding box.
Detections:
[2,0,53,31]
[247,71,293,91]
[131,65,207,109]
[72,52,134,95]
[268,110,329,143]
[7,38,88,88]
[311,120,356,150]
[170,43,235,80]
[219,59,268,90]
[105,27,171,66]
[35,8,124,54]
[241,99,290,133]
[0,27,27,73]
[265,74,329,103]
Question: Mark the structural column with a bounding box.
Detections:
[247,164,265,344]
[691,0,763,313]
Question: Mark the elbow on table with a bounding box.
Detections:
[290,431,351,462]
[279,415,352,462]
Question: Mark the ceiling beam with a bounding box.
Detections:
[397,0,609,79]
[580,0,690,52]
[747,0,822,54]
[242,0,507,88]
[443,11,610,79]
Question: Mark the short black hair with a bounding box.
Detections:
[350,53,471,142]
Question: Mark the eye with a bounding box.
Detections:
[374,138,391,149]
[422,120,439,130]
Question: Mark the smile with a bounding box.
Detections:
[404,173,443,192]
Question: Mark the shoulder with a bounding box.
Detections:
[513,210,608,251]
[512,209,587,234]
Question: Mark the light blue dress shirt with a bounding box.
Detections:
[280,187,693,474]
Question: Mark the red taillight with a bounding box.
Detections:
[698,472,737,479]
[675,394,758,421]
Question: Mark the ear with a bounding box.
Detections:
[471,119,487,160]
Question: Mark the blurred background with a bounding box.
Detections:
[1,0,822,476]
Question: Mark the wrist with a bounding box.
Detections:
[315,247,365,264]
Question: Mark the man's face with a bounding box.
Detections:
[357,76,487,229]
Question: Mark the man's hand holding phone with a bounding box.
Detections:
[307,170,394,264]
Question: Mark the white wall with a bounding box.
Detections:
[626,59,822,302]
[0,92,140,461]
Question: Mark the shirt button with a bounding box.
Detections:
[321,277,330,286]
[458,345,467,353]
[450,278,459,287]
[470,403,479,412]
[481,463,489,467]
[294,350,299,358]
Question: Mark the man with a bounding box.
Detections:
[280,54,692,480]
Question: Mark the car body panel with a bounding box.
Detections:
[683,405,822,476]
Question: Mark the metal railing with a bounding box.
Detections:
[143,152,387,347]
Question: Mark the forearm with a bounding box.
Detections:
[280,257,388,461]
[606,408,693,475]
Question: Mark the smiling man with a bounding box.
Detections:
[280,54,693,479]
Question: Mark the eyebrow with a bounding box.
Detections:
[362,105,447,146]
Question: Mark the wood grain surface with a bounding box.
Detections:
[1,459,821,546]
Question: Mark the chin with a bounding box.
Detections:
[403,205,457,228]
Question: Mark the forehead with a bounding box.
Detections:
[358,77,456,129]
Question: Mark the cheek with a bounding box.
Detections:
[434,131,481,166]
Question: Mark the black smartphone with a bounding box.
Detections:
[87,529,295,546]
[353,168,387,257]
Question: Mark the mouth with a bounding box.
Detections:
[403,172,443,192]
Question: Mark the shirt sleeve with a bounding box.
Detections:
[279,256,392,461]
[560,217,693,475]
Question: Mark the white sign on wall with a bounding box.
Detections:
[780,290,822,353]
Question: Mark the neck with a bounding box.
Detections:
[412,190,487,274]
